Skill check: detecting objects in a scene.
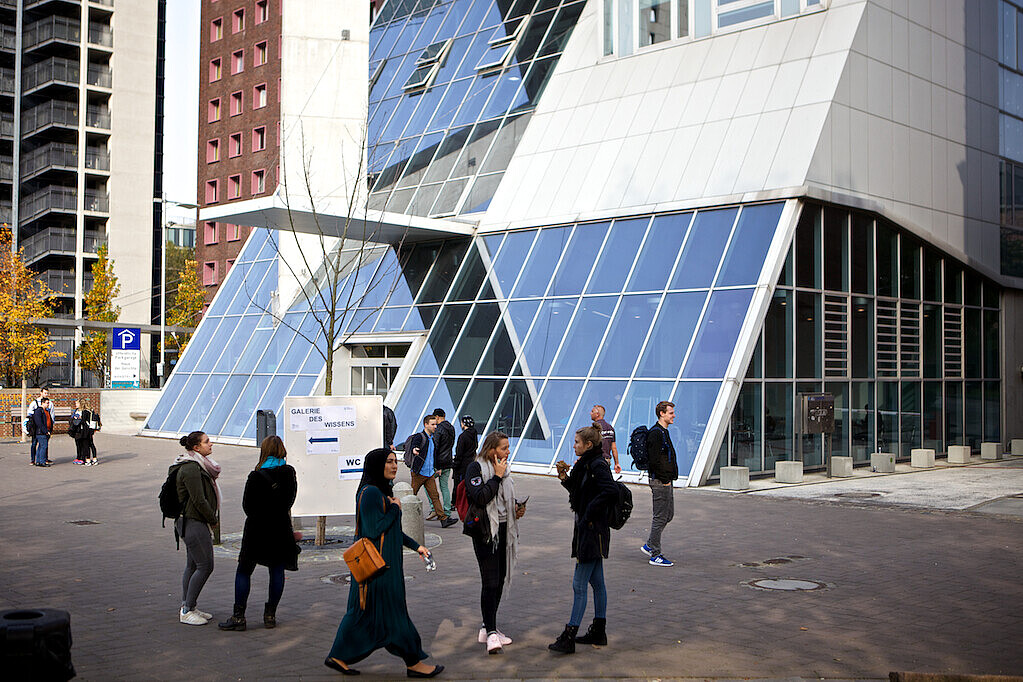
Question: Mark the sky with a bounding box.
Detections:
[162,0,200,224]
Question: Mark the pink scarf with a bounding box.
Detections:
[175,451,223,511]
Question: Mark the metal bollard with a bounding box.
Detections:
[400,494,424,548]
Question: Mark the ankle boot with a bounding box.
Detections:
[575,617,607,645]
[218,605,246,631]
[263,602,277,629]
[547,624,578,654]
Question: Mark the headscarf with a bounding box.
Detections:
[357,447,394,498]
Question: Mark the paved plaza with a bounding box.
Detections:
[1,432,1022,681]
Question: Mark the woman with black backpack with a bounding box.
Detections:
[548,423,618,654]
[219,435,299,631]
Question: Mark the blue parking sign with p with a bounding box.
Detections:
[112,327,141,350]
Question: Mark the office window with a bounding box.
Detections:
[211,17,223,41]
[205,180,219,204]
[204,221,218,244]
[209,58,222,82]
[255,41,268,66]
[206,139,220,163]
[230,91,243,116]
[208,98,221,122]
[256,0,269,24]
[227,223,241,241]
[253,83,267,109]
[229,132,242,157]
[252,126,266,151]
[228,174,241,199]
[226,258,235,273]
[232,50,244,74]
[252,169,266,195]
[233,8,245,32]
[203,261,218,286]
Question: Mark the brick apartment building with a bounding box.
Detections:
[196,0,281,308]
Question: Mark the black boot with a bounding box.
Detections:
[575,618,607,645]
[218,605,246,631]
[547,624,578,654]
[263,602,277,629]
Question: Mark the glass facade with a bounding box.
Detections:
[715,202,1002,478]
[999,0,1023,276]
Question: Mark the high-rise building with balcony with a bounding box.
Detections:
[2,0,163,386]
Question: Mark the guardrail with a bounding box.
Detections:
[87,63,112,88]
[21,142,78,178]
[22,101,79,136]
[23,16,81,51]
[87,25,112,48]
[19,186,78,222]
[23,57,80,92]
[86,105,110,129]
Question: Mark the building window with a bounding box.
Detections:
[639,0,671,47]
[210,17,223,41]
[252,126,266,151]
[229,132,242,157]
[228,174,241,199]
[232,50,244,74]
[716,0,776,30]
[233,8,245,32]
[405,39,452,91]
[208,98,221,122]
[253,83,267,109]
[205,180,219,204]
[203,261,218,286]
[209,58,222,82]
[256,0,269,24]
[204,221,218,244]
[226,258,235,273]
[230,91,243,116]
[206,139,220,163]
[255,41,268,66]
[252,169,266,195]
[227,223,241,241]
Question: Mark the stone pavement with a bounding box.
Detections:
[1,433,1022,681]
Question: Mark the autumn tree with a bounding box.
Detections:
[164,259,204,357]
[165,239,194,306]
[75,243,120,384]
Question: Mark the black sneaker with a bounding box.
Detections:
[440,517,458,528]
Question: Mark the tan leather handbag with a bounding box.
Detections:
[343,491,387,609]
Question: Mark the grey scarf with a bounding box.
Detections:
[477,455,518,588]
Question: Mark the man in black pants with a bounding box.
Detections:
[641,401,678,567]
[432,408,457,518]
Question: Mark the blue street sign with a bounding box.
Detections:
[112,327,141,350]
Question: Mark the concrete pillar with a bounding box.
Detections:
[911,448,935,468]
[1011,439,1023,456]
[720,466,749,490]
[393,482,413,498]
[870,452,895,473]
[400,494,424,548]
[947,445,971,464]
[981,442,1003,460]
[775,460,803,483]
[830,456,853,477]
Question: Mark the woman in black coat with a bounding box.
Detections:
[548,424,618,654]
[452,416,478,486]
[219,435,299,631]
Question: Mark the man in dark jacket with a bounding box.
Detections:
[432,408,456,517]
[31,397,54,467]
[407,415,457,528]
[383,405,397,450]
[453,416,478,486]
[641,400,678,567]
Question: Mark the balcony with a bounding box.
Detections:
[85,104,110,130]
[1,112,13,138]
[21,142,78,179]
[38,268,94,297]
[0,0,16,9]
[84,188,108,213]
[85,146,109,171]
[22,57,81,93]
[0,67,12,96]
[21,227,106,263]
[19,186,77,223]
[22,100,79,136]
[0,26,15,53]
[23,16,81,51]
[86,63,111,88]
[87,25,112,49]
[0,156,12,182]
[0,200,11,224]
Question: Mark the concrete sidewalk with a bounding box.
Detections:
[1,433,1021,680]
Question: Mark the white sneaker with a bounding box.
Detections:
[194,608,213,620]
[179,609,209,625]
[478,627,512,645]
[486,632,503,654]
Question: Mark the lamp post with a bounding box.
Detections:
[154,196,198,387]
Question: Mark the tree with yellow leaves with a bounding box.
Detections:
[75,243,121,384]
[165,259,204,358]
[0,226,63,387]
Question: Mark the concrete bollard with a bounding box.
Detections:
[720,466,749,490]
[981,442,1003,460]
[830,456,853,477]
[393,482,413,498]
[1012,439,1023,456]
[911,448,935,468]
[775,460,803,484]
[870,452,895,473]
[400,494,425,548]
[947,445,971,464]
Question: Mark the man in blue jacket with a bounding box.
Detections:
[32,397,54,467]
[641,401,678,567]
[407,415,457,528]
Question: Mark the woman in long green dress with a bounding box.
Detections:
[325,448,445,678]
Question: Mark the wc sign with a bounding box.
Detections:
[110,327,141,388]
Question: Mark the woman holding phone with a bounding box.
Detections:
[462,431,525,654]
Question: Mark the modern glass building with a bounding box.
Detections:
[146,0,1021,486]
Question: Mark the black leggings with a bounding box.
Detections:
[75,438,96,461]
[471,522,507,633]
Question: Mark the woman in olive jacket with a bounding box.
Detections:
[219,435,299,631]
[548,424,618,654]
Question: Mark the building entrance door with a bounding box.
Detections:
[348,344,409,398]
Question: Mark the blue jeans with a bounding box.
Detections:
[234,559,286,610]
[569,559,606,627]
[34,435,49,465]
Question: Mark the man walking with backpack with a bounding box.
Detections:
[641,401,677,567]
[406,415,458,528]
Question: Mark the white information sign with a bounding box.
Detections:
[338,453,364,480]
[305,430,341,455]
[110,349,141,388]
[289,405,357,432]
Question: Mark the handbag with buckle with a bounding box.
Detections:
[343,490,387,609]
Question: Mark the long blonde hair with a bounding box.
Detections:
[477,430,509,464]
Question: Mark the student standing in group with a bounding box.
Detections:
[70,398,101,466]
[25,388,51,465]
[463,431,525,654]
[452,416,478,487]
[407,415,457,528]
[31,397,54,467]
[549,424,618,654]
[589,404,621,474]
[171,431,221,625]
[325,448,444,678]
[641,401,678,568]
[219,435,299,632]
[432,408,457,517]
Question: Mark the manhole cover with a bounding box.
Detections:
[834,492,882,498]
[66,520,99,525]
[744,578,830,591]
[321,573,414,585]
